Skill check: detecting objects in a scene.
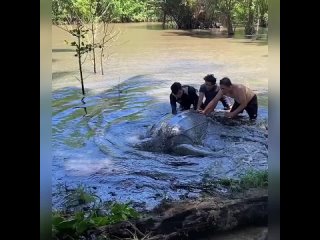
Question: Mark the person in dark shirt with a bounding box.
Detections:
[170,82,199,115]
[196,74,231,111]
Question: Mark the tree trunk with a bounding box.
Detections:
[100,22,106,75]
[78,51,86,95]
[94,189,268,239]
[162,12,166,29]
[100,47,104,75]
[256,6,260,35]
[77,38,85,95]
[227,13,234,36]
[245,0,255,35]
[91,23,96,74]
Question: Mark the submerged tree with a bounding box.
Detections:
[71,0,102,74]
[52,0,93,95]
[93,0,121,75]
[217,0,237,35]
[244,0,254,35]
[159,0,198,29]
[96,22,121,75]
[243,0,268,36]
[52,0,122,94]
[70,25,92,95]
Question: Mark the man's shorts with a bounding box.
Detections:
[230,95,258,120]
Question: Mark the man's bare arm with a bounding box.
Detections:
[202,90,223,114]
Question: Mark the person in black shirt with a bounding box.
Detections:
[170,82,199,115]
[196,74,231,111]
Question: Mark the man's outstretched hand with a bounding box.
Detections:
[224,112,235,118]
[197,109,211,115]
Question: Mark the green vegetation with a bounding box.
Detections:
[219,169,268,189]
[239,169,268,188]
[52,0,159,24]
[202,169,268,194]
[52,185,139,239]
[52,0,268,32]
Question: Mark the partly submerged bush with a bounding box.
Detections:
[52,185,139,239]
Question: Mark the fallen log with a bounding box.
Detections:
[94,189,268,239]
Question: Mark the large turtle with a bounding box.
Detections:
[137,110,223,156]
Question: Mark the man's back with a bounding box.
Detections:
[227,84,255,104]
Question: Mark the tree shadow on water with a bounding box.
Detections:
[162,29,230,39]
[52,48,75,53]
[52,71,75,80]
[162,29,268,46]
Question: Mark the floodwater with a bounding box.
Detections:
[52,22,268,211]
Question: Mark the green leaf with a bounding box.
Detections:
[55,219,77,231]
[121,213,128,220]
[75,220,91,234]
[52,215,64,226]
[75,211,85,221]
[92,216,110,226]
